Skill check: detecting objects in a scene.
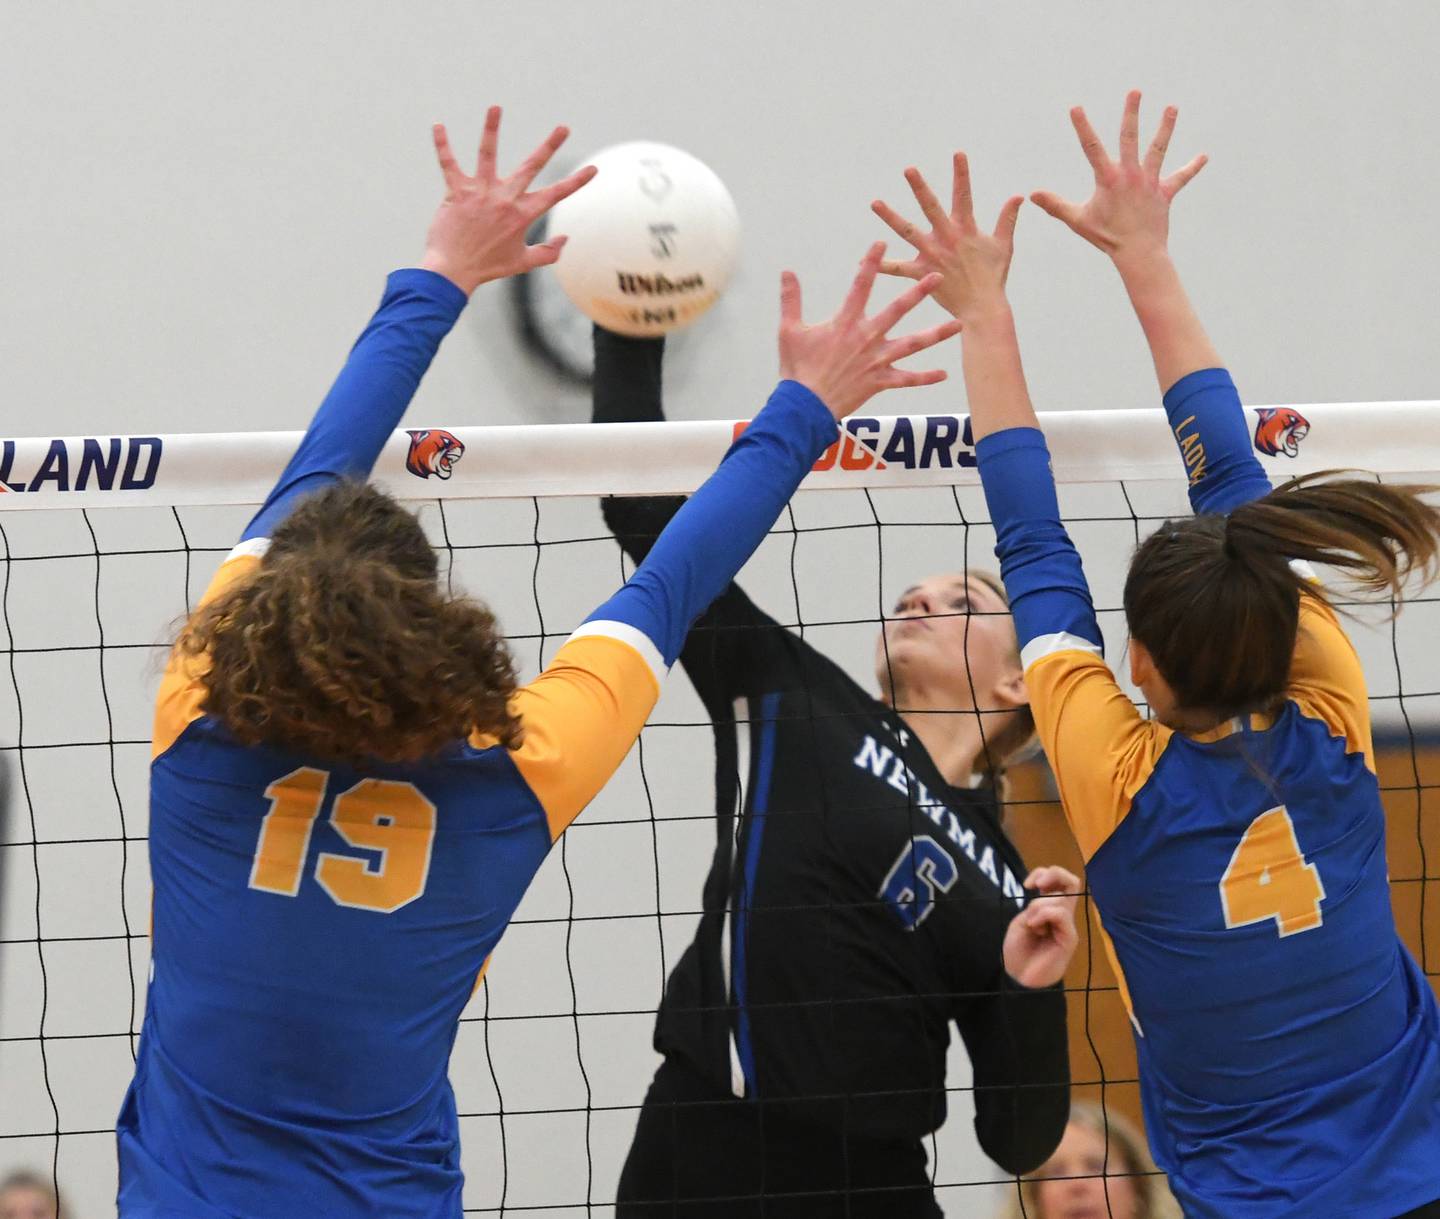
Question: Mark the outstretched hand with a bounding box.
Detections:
[421,106,598,294]
[1031,90,1207,263]
[1003,866,1081,990]
[778,243,961,421]
[871,154,1023,324]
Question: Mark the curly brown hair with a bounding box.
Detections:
[176,481,520,766]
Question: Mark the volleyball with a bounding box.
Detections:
[548,141,740,337]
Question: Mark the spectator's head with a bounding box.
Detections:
[0,1172,58,1219]
[997,1101,1180,1219]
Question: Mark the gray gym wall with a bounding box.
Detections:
[1,3,1437,1216]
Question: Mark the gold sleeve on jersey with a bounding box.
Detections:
[152,549,265,760]
[500,632,662,841]
[1288,592,1374,773]
[1024,649,1172,862]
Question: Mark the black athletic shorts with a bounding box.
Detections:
[615,1055,942,1219]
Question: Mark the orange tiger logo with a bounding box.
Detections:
[405,429,465,480]
[1253,408,1310,458]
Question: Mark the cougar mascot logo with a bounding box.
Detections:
[405,429,465,480]
[1253,408,1310,458]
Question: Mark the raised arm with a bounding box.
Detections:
[874,156,1099,666]
[876,150,1171,867]
[156,109,597,756]
[242,109,597,543]
[591,328,679,567]
[1033,91,1270,515]
[588,248,957,667]
[592,326,795,715]
[516,247,963,835]
[872,168,1096,1156]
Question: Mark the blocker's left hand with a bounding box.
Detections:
[1003,865,1081,989]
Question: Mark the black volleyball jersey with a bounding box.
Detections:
[595,331,1069,1169]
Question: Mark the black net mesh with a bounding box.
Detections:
[0,476,1435,1217]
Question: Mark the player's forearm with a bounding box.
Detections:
[584,381,837,665]
[976,428,1102,658]
[1114,246,1222,396]
[971,976,1071,1175]
[1163,368,1272,514]
[593,326,666,425]
[960,306,1040,442]
[593,325,685,564]
[242,269,466,541]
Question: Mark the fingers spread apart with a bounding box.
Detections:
[476,105,502,183]
[1069,105,1110,174]
[837,241,887,324]
[779,269,803,325]
[1119,88,1142,166]
[1163,152,1209,199]
[432,123,464,190]
[1145,104,1178,178]
[872,198,939,259]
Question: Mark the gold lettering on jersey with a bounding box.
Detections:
[1174,414,1207,486]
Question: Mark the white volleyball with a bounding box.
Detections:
[547,141,740,337]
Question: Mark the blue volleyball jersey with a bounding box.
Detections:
[976,370,1440,1218]
[116,269,840,1217]
[122,550,664,1219]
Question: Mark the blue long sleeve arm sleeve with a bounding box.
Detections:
[241,268,469,541]
[976,428,1102,659]
[584,381,838,667]
[1164,367,1272,516]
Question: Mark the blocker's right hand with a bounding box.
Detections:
[778,243,961,421]
[420,106,598,295]
[1030,90,1207,265]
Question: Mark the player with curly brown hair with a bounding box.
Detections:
[118,108,962,1219]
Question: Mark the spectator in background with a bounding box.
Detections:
[0,1172,59,1219]
[996,1101,1180,1219]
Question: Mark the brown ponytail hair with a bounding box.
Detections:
[176,481,521,766]
[1123,472,1440,721]
[970,570,1038,777]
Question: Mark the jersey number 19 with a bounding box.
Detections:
[248,767,437,913]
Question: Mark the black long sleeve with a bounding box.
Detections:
[955,971,1070,1174]
[593,327,681,564]
[596,328,1070,1166]
[592,326,787,720]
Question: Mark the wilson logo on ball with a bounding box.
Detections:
[615,272,707,296]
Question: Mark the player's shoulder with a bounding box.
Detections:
[545,622,665,692]
[785,631,878,708]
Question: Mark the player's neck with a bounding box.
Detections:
[893,704,988,790]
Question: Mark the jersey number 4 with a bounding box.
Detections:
[1220,806,1326,938]
[248,767,436,913]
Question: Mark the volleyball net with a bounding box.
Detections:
[0,401,1436,1216]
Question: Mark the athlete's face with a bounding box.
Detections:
[875,574,1025,714]
[0,1185,57,1219]
[1030,1120,1141,1219]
